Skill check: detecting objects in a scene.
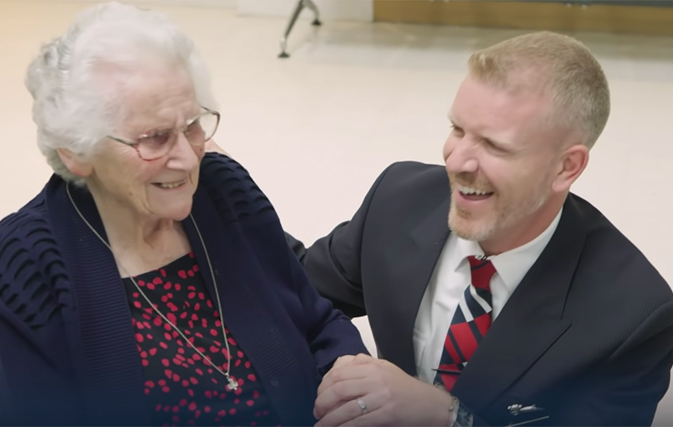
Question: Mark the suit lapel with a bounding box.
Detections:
[452,196,587,414]
[381,197,451,375]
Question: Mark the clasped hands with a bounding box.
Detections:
[314,354,454,427]
[203,143,452,426]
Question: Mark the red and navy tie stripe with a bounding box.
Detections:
[434,255,497,391]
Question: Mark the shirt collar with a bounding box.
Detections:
[450,208,564,293]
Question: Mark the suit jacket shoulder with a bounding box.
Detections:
[368,161,448,212]
[566,194,672,331]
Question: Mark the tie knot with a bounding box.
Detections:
[467,255,496,291]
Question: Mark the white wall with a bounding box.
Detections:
[138,0,238,8]
[36,0,239,9]
[34,0,371,21]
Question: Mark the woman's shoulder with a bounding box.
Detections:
[0,189,70,328]
[0,190,51,242]
[198,153,276,221]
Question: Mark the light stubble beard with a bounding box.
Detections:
[447,186,549,243]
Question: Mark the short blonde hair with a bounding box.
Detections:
[467,31,610,149]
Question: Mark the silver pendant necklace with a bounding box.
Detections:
[66,183,239,391]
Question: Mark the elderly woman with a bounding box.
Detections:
[0,2,367,426]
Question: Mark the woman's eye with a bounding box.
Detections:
[451,125,465,137]
[141,130,171,147]
[185,119,203,137]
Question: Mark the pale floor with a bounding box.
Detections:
[2,0,673,423]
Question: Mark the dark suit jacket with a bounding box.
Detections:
[288,161,673,426]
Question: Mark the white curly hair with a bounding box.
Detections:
[25,1,218,185]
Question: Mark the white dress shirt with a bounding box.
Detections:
[413,209,563,384]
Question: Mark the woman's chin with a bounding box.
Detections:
[151,204,194,223]
[146,188,196,222]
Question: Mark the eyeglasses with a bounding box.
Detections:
[107,106,221,161]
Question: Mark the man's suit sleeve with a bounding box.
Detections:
[285,164,396,319]
[285,232,308,264]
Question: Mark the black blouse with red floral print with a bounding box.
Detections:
[122,252,281,427]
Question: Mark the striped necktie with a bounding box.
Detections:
[434,255,497,391]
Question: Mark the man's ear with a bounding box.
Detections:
[57,148,93,178]
[551,144,589,193]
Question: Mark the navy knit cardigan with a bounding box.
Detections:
[0,153,367,426]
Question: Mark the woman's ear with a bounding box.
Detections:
[57,148,93,178]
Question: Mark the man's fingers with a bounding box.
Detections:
[316,398,366,427]
[325,354,373,377]
[348,353,375,366]
[331,355,356,370]
[318,361,377,395]
[314,376,377,420]
[337,408,389,427]
[316,393,386,427]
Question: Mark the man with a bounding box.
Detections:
[287,31,673,426]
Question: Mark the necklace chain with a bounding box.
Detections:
[66,183,238,391]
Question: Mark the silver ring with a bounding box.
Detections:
[357,398,368,415]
